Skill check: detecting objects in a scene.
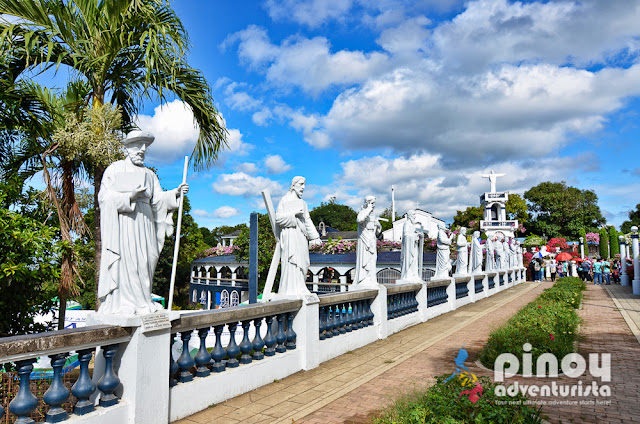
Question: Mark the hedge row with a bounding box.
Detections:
[478,277,585,372]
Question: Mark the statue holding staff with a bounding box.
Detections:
[400,210,424,282]
[470,231,483,274]
[98,130,188,315]
[434,222,452,278]
[455,227,469,275]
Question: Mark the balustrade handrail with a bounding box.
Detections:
[385,283,422,295]
[172,299,302,332]
[318,289,378,306]
[0,325,132,363]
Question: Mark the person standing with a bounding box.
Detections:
[550,259,557,281]
[603,259,611,285]
[593,258,603,285]
[533,259,541,282]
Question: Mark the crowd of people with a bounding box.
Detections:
[528,256,632,285]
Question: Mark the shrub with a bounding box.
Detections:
[478,277,584,373]
[373,374,543,424]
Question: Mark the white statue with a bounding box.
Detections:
[354,196,382,287]
[400,210,422,282]
[455,227,469,275]
[494,236,505,271]
[275,176,321,296]
[502,238,510,270]
[98,130,188,315]
[481,169,506,193]
[517,242,524,267]
[434,222,452,278]
[485,237,495,271]
[509,238,517,269]
[471,231,483,274]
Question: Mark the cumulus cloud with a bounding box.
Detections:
[236,162,259,174]
[212,206,242,219]
[264,0,354,28]
[212,172,285,197]
[222,26,390,95]
[264,155,292,174]
[135,100,200,163]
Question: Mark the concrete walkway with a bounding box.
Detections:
[175,281,550,424]
[605,284,640,345]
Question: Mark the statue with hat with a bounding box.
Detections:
[97,130,188,314]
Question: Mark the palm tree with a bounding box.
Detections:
[1,0,227,306]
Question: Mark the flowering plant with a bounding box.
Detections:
[546,237,569,251]
[197,245,239,259]
[518,223,526,234]
[585,232,600,244]
[310,238,357,254]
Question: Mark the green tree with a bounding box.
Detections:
[201,224,247,247]
[153,197,209,308]
[621,204,640,234]
[378,207,394,232]
[524,181,605,239]
[506,193,529,225]
[310,199,357,232]
[452,206,483,233]
[609,226,620,257]
[0,177,60,336]
[599,228,608,259]
[1,0,227,302]
[234,213,277,294]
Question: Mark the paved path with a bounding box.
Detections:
[175,281,550,424]
[605,284,640,345]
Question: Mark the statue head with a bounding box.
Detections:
[460,227,467,236]
[438,222,445,230]
[407,209,416,222]
[289,176,306,198]
[473,231,480,239]
[363,195,376,209]
[122,130,154,166]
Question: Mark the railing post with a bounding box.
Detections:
[88,311,175,424]
[295,294,320,370]
[43,353,70,423]
[369,284,387,339]
[9,358,38,424]
[97,344,121,407]
[71,348,95,415]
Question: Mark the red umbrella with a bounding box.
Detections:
[556,252,573,261]
[572,257,583,262]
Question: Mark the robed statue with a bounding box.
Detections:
[434,222,452,279]
[354,196,381,287]
[455,227,469,275]
[400,210,423,282]
[470,231,483,274]
[98,130,188,315]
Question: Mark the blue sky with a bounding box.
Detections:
[97,0,640,230]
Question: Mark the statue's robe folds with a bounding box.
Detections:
[495,241,505,271]
[503,242,510,269]
[485,239,495,271]
[275,191,319,296]
[456,234,468,275]
[98,160,177,315]
[400,220,420,281]
[471,238,483,274]
[355,209,378,286]
[435,229,452,278]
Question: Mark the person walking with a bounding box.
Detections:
[577,261,584,281]
[550,259,557,281]
[583,259,592,282]
[593,258,603,285]
[533,259,541,282]
[603,259,611,285]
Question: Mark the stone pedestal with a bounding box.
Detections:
[632,234,640,295]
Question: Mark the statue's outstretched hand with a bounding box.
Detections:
[310,238,322,247]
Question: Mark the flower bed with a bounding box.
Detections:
[478,277,585,372]
[373,373,543,424]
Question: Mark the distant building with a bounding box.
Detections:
[317,222,358,242]
[220,229,242,246]
[382,209,445,242]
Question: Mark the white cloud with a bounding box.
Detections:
[212,206,242,219]
[135,100,200,163]
[264,155,292,174]
[236,162,259,174]
[212,172,285,197]
[264,0,354,28]
[223,27,390,95]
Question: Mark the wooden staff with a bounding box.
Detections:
[167,156,189,310]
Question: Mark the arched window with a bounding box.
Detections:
[230,291,239,307]
[377,268,401,285]
[220,290,230,308]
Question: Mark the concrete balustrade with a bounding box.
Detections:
[0,266,527,424]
